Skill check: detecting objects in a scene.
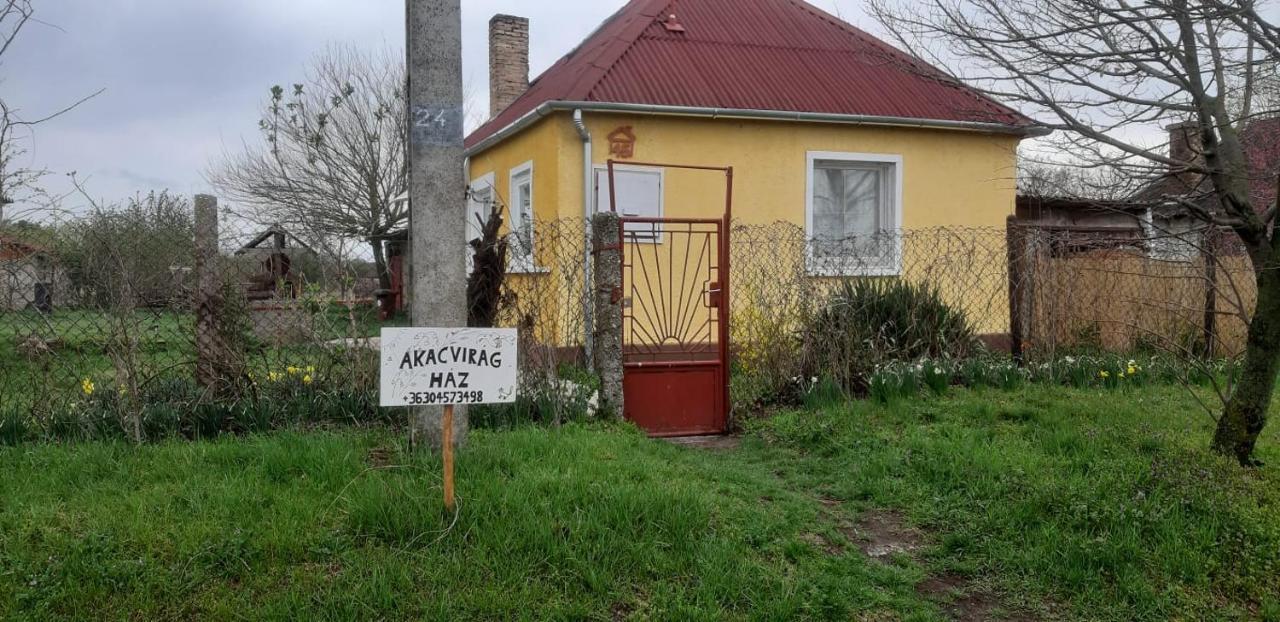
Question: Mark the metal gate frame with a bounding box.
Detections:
[607,160,733,436]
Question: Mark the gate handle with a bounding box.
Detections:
[705,281,722,308]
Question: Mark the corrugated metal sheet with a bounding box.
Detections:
[465,0,1032,149]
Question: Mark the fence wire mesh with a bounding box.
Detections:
[1010,224,1256,360]
[0,194,396,441]
[0,202,1263,440]
[730,223,1014,344]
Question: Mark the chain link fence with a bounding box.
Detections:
[1010,223,1255,360]
[1,200,1261,441]
[730,222,1013,346]
[0,194,397,442]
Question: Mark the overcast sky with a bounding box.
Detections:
[5,0,861,214]
[15,0,1279,220]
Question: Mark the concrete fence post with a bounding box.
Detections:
[591,212,624,421]
[194,194,221,389]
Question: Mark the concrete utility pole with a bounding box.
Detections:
[407,0,469,451]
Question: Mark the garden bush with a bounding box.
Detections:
[799,279,979,393]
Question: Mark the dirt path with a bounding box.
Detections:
[818,497,1040,622]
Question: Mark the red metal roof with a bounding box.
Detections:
[0,236,44,260]
[465,0,1036,150]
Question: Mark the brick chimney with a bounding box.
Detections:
[1167,120,1201,163]
[489,14,529,119]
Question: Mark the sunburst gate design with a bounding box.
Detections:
[621,219,723,364]
[608,159,733,438]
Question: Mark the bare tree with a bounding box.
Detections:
[208,46,408,291]
[0,1,100,221]
[1019,162,1146,200]
[869,0,1280,466]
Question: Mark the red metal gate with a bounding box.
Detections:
[609,161,732,437]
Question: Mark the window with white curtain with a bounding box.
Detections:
[509,161,536,271]
[466,172,495,273]
[806,152,902,275]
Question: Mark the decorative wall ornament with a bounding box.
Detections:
[608,126,637,159]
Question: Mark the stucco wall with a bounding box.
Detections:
[468,111,1023,336]
[468,116,581,346]
[468,115,565,227]
[472,110,1020,225]
[571,112,1019,226]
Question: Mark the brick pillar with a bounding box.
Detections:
[489,14,529,119]
[592,212,624,421]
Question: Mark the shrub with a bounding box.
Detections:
[799,279,978,393]
[57,191,195,309]
[472,367,602,430]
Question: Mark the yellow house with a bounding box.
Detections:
[465,0,1046,352]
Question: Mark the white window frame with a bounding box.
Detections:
[593,164,665,243]
[467,172,496,273]
[507,161,541,273]
[804,151,904,276]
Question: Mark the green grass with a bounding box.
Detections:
[0,305,401,409]
[1,386,1278,620]
[750,385,1280,621]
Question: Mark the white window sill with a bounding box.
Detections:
[507,262,550,275]
[805,261,902,278]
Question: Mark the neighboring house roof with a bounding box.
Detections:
[1015,195,1148,220]
[465,0,1042,152]
[235,224,316,256]
[1135,117,1280,214]
[0,236,46,261]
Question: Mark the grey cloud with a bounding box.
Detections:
[6,0,853,211]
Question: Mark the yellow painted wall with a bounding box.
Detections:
[467,116,575,346]
[571,112,1019,227]
[468,115,566,226]
[469,111,1023,338]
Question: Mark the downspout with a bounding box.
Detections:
[573,110,595,370]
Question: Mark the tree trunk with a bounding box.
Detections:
[1213,255,1280,466]
[466,205,506,328]
[370,238,392,291]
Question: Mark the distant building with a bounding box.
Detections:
[1014,119,1280,261]
[0,236,72,312]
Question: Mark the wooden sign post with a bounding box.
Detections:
[442,404,455,511]
[380,328,518,512]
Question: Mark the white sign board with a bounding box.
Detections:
[379,328,518,407]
